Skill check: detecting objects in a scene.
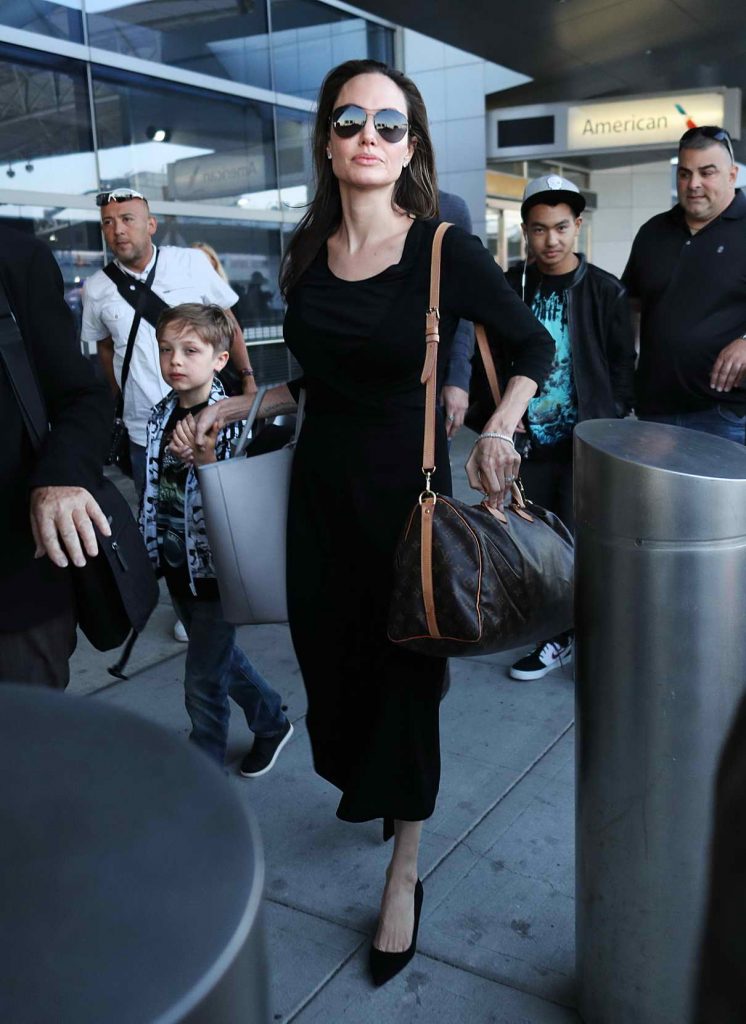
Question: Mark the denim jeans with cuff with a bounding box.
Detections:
[170,589,287,766]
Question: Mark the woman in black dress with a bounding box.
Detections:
[189,59,553,985]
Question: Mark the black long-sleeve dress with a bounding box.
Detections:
[284,218,553,824]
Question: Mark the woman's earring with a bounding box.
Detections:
[326,150,332,159]
[402,160,408,168]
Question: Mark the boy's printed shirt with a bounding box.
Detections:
[157,401,204,573]
[139,375,244,595]
[526,269,579,448]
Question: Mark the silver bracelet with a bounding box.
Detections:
[477,432,515,449]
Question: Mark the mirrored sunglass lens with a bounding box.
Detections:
[374,110,408,141]
[332,106,367,137]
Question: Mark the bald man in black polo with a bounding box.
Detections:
[623,126,746,442]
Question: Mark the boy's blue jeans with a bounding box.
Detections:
[170,588,287,766]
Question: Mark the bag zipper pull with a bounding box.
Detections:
[111,540,128,572]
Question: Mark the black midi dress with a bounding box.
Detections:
[284,218,553,824]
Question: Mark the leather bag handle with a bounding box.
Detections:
[419,225,503,477]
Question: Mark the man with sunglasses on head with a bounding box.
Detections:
[81,188,257,498]
[623,126,746,442]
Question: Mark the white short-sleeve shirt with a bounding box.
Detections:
[81,245,238,446]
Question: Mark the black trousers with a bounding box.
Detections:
[520,451,574,533]
[0,604,77,689]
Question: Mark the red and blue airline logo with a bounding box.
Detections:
[675,103,697,129]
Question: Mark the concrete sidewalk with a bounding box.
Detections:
[68,430,580,1024]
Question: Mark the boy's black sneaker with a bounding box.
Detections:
[239,719,293,778]
[509,637,574,681]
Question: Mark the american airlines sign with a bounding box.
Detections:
[488,88,741,160]
[568,93,726,150]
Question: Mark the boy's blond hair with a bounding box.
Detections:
[156,303,233,354]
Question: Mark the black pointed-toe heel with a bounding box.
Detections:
[369,878,423,987]
[382,816,395,842]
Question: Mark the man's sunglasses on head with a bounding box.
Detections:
[95,188,147,207]
[679,126,735,163]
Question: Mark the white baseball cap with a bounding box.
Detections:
[521,174,586,220]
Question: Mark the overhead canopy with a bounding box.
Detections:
[352,0,746,163]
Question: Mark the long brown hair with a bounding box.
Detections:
[279,59,438,298]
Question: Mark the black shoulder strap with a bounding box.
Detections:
[0,280,47,452]
[103,252,162,414]
[103,255,169,331]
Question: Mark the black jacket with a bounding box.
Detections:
[505,254,636,421]
[0,225,112,630]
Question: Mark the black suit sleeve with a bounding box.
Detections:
[18,239,112,491]
[439,195,476,391]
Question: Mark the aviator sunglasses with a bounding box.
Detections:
[330,104,409,144]
[679,126,735,163]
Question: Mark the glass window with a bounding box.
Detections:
[0,43,97,197]
[85,0,271,90]
[0,0,83,42]
[485,200,525,269]
[270,0,394,100]
[276,106,313,211]
[91,66,278,208]
[154,215,298,383]
[155,215,284,329]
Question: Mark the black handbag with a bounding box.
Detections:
[0,284,159,654]
[386,223,574,658]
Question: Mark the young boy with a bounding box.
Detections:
[139,302,292,774]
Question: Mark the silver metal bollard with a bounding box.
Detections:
[574,419,746,1024]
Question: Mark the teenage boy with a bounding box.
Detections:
[505,174,635,680]
[140,302,291,774]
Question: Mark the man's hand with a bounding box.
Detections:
[711,337,746,393]
[30,486,111,569]
[441,385,469,438]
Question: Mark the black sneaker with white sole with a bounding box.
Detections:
[509,636,574,681]
[239,719,293,778]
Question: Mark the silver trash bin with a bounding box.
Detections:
[0,684,269,1024]
[574,419,746,1024]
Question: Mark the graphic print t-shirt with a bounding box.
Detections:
[157,400,217,599]
[526,270,578,447]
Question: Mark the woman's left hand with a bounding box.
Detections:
[440,385,468,438]
[466,435,521,508]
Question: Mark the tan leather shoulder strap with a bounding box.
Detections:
[420,224,503,470]
[475,323,502,408]
[421,221,451,474]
